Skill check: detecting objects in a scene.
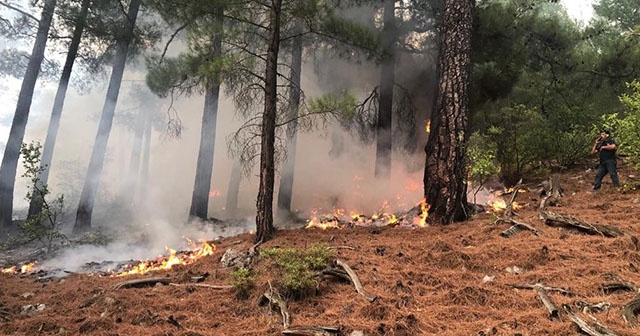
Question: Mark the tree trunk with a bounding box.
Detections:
[138,108,152,203]
[28,0,91,218]
[225,159,242,217]
[122,107,145,204]
[255,0,282,244]
[73,0,142,234]
[423,0,474,225]
[0,0,57,228]
[188,12,223,221]
[374,0,396,179]
[276,26,302,213]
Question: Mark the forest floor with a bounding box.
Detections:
[2,161,640,336]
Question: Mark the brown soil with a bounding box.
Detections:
[3,164,640,336]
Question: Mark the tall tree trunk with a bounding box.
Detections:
[255,0,282,244]
[225,159,242,217]
[423,0,473,225]
[276,27,302,213]
[29,0,91,219]
[0,0,57,229]
[188,12,223,221]
[374,0,396,179]
[73,0,142,233]
[138,108,152,203]
[123,107,145,204]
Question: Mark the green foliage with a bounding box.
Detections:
[229,267,256,299]
[467,132,500,203]
[13,142,67,253]
[260,244,334,299]
[306,90,359,121]
[485,105,550,183]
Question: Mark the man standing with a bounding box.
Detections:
[592,130,620,191]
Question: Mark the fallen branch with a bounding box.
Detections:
[563,304,619,336]
[504,179,523,218]
[334,259,377,302]
[534,284,560,320]
[508,283,576,296]
[168,283,233,290]
[282,326,341,335]
[260,288,291,329]
[113,277,170,289]
[601,273,638,295]
[498,218,541,238]
[621,295,640,326]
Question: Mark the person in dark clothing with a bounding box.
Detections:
[592,130,620,191]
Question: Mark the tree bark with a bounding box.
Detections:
[29,0,91,218]
[423,0,474,225]
[0,0,57,228]
[277,25,303,213]
[374,0,396,179]
[73,0,142,233]
[255,0,282,244]
[138,107,152,203]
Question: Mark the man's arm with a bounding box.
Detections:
[601,140,617,151]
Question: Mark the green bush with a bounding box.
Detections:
[229,267,256,299]
[598,81,640,168]
[260,244,334,299]
[4,142,67,253]
[468,131,500,203]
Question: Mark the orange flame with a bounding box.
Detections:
[2,262,36,275]
[425,120,431,133]
[413,198,429,227]
[209,190,220,197]
[116,239,215,277]
[487,198,519,212]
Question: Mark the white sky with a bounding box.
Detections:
[561,0,596,24]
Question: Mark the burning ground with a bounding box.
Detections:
[2,163,640,335]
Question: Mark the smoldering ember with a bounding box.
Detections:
[2,0,640,335]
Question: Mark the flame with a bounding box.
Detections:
[425,120,431,133]
[209,190,220,197]
[116,239,215,276]
[2,262,37,275]
[487,198,520,212]
[413,198,429,227]
[404,180,420,192]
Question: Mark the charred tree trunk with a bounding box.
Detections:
[73,0,141,233]
[423,0,473,225]
[374,0,396,179]
[277,26,302,213]
[255,0,282,244]
[0,0,57,228]
[225,159,242,216]
[28,0,91,218]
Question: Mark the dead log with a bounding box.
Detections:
[508,283,576,296]
[621,295,640,326]
[113,277,170,289]
[601,273,638,295]
[534,284,560,320]
[282,326,341,336]
[540,209,624,237]
[334,259,377,302]
[538,176,564,203]
[498,218,541,238]
[563,304,619,336]
[260,290,291,329]
[168,283,233,290]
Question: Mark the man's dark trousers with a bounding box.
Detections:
[593,159,620,190]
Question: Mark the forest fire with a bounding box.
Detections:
[1,262,36,275]
[115,239,215,277]
[209,190,220,197]
[305,199,427,230]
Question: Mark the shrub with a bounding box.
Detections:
[229,267,256,299]
[260,244,334,299]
